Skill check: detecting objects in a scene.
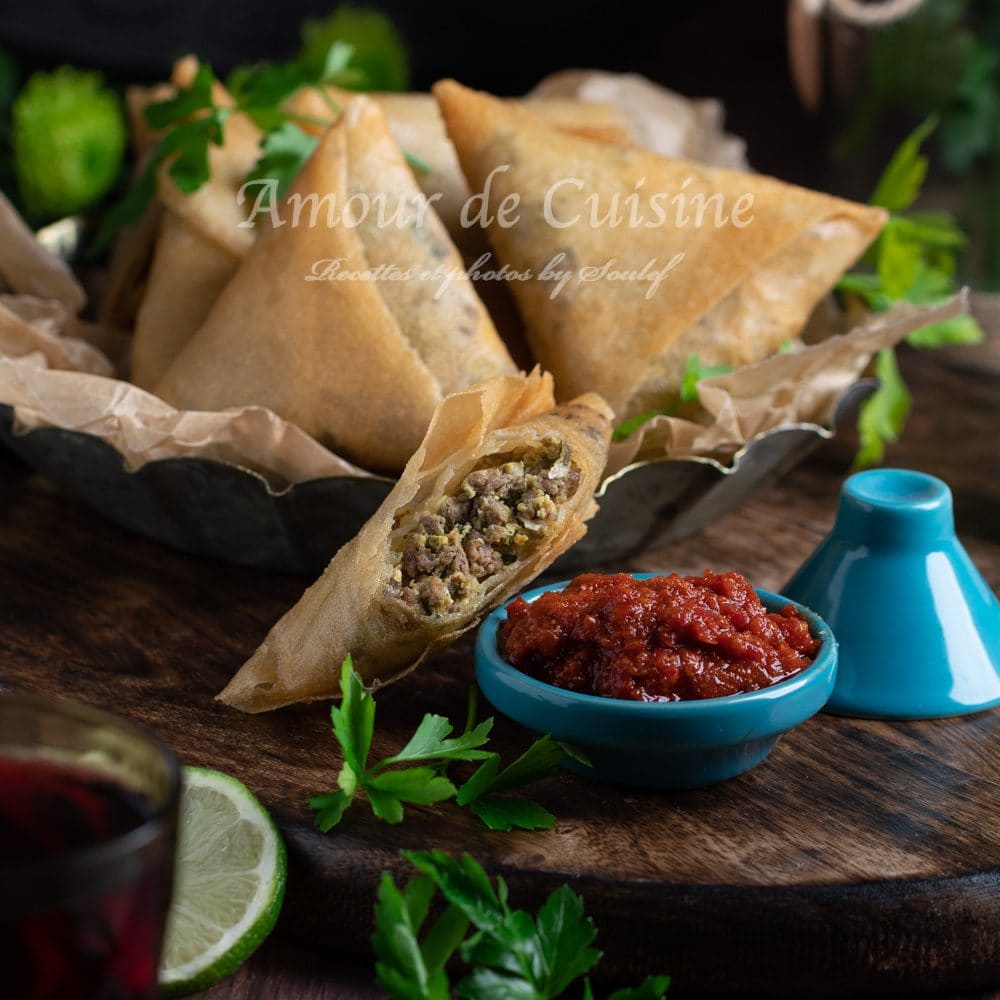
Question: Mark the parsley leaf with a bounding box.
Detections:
[456,735,564,832]
[470,797,557,833]
[611,409,667,443]
[162,112,229,193]
[245,121,319,199]
[331,652,374,780]
[611,353,734,442]
[377,712,494,767]
[374,851,669,1000]
[92,65,228,251]
[527,884,602,996]
[96,12,419,249]
[373,872,455,1000]
[605,977,674,999]
[366,768,457,824]
[906,313,984,348]
[678,354,734,404]
[869,115,937,213]
[144,63,216,129]
[309,659,565,832]
[837,116,985,469]
[853,348,911,471]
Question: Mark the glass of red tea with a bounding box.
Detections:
[0,693,180,1000]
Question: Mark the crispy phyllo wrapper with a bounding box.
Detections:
[288,88,632,255]
[155,95,515,471]
[435,80,887,421]
[130,212,239,387]
[218,371,613,712]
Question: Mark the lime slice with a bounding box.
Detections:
[159,766,287,996]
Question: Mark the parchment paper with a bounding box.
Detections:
[0,292,964,488]
[606,293,968,473]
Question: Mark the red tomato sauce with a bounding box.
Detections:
[498,571,819,702]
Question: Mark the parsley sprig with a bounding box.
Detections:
[837,116,984,468]
[96,10,422,251]
[373,849,671,1000]
[95,57,330,250]
[308,657,574,833]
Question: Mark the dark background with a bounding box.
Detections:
[0,0,842,190]
[4,0,997,288]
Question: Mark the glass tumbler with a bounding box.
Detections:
[0,692,180,1000]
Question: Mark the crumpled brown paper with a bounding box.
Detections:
[528,70,749,169]
[0,294,965,490]
[606,293,968,474]
[0,354,365,487]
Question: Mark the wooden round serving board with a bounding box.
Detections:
[1,346,998,997]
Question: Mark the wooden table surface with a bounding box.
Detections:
[1,319,998,998]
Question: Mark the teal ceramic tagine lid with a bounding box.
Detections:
[784,468,1000,719]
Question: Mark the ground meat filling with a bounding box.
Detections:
[388,435,580,615]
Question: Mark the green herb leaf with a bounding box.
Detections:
[330,654,374,780]
[834,272,892,310]
[378,713,494,768]
[475,735,564,796]
[373,872,451,1000]
[228,60,309,117]
[404,149,433,174]
[95,63,226,250]
[98,11,417,250]
[876,223,923,299]
[937,42,1000,174]
[311,660,563,833]
[456,756,501,807]
[557,742,592,766]
[420,904,471,975]
[838,113,984,469]
[470,797,556,833]
[870,116,938,213]
[365,768,457,824]
[888,211,967,250]
[853,348,912,470]
[245,121,318,199]
[905,313,985,348]
[531,885,602,996]
[404,851,508,936]
[612,353,735,441]
[92,160,158,251]
[144,63,216,128]
[308,790,352,833]
[678,354,735,404]
[611,408,669,443]
[607,975,673,999]
[319,40,357,84]
[377,851,669,1000]
[456,736,562,832]
[161,111,229,193]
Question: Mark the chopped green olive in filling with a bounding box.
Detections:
[387,435,580,615]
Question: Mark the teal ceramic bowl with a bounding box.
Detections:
[475,574,838,790]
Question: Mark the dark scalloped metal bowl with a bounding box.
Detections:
[0,383,871,575]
